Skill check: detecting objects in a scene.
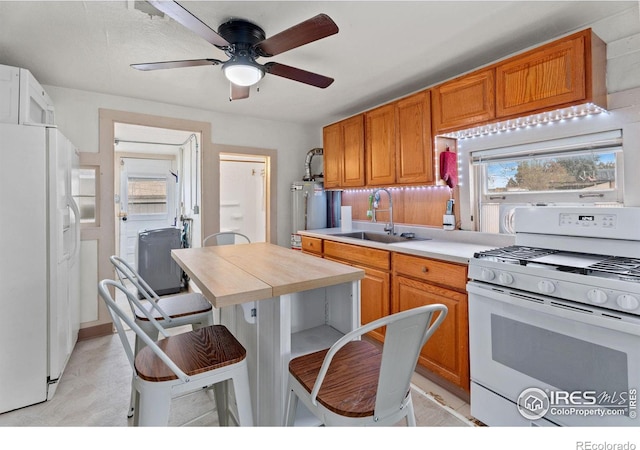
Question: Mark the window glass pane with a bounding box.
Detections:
[485,151,617,194]
[74,167,97,224]
[127,176,167,215]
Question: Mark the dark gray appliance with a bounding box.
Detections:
[137,227,183,296]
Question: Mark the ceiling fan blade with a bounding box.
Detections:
[255,14,338,57]
[230,83,250,101]
[148,1,230,48]
[264,62,334,88]
[131,58,222,71]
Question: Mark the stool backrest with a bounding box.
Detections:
[97,279,189,382]
[203,232,250,247]
[310,304,448,421]
[109,255,171,322]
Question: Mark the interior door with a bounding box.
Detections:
[118,157,177,267]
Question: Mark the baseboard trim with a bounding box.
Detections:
[78,323,113,341]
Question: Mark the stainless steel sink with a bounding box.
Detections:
[333,231,430,244]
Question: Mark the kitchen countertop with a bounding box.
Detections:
[298,225,515,265]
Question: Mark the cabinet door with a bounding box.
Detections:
[366,104,396,186]
[322,122,342,189]
[395,91,434,184]
[341,114,365,187]
[359,265,390,343]
[393,276,469,391]
[496,33,586,118]
[432,69,495,134]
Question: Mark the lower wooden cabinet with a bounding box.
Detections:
[359,265,390,343]
[301,236,470,393]
[323,240,391,343]
[300,236,323,255]
[392,275,469,392]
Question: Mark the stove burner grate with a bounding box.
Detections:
[474,246,557,262]
[588,257,640,281]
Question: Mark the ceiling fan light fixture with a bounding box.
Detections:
[223,60,264,87]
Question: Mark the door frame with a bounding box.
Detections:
[86,109,214,337]
[215,143,277,244]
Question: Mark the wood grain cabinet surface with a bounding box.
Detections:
[365,103,397,186]
[395,91,434,184]
[300,236,323,255]
[496,28,606,119]
[392,253,470,393]
[432,68,496,134]
[323,114,365,189]
[323,240,391,343]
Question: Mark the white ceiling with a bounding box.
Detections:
[1,1,639,128]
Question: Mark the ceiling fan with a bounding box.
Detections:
[132,1,339,100]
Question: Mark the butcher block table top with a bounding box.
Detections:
[172,243,364,308]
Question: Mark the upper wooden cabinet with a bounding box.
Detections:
[324,28,606,184]
[496,29,606,119]
[365,91,434,187]
[395,91,434,184]
[323,114,365,189]
[365,103,396,186]
[432,69,496,134]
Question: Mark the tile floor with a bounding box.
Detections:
[0,324,475,427]
[0,280,476,427]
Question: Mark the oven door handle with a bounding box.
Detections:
[467,281,640,336]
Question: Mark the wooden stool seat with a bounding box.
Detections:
[136,325,246,382]
[284,304,448,426]
[288,340,382,417]
[98,279,254,426]
[134,292,212,322]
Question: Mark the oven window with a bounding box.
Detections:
[491,315,629,398]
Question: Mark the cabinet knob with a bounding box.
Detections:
[421,266,428,273]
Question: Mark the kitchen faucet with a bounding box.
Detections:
[371,188,394,235]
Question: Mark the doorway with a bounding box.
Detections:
[215,143,277,244]
[220,153,267,243]
[114,123,202,269]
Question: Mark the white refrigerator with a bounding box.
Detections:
[0,123,80,413]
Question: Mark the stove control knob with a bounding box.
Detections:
[587,289,608,305]
[616,294,639,311]
[499,272,514,285]
[481,269,495,281]
[538,280,555,294]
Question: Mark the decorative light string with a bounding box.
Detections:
[342,185,453,193]
[441,103,608,140]
[340,104,607,194]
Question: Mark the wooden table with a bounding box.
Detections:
[172,243,364,426]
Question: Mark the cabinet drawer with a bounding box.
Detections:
[301,236,323,255]
[324,240,390,270]
[392,253,467,291]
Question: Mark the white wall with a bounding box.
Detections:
[45,85,320,246]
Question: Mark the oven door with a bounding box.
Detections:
[468,281,640,427]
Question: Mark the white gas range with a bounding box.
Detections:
[467,206,640,427]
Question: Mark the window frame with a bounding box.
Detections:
[471,130,625,233]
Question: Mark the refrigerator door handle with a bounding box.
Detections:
[66,194,81,263]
